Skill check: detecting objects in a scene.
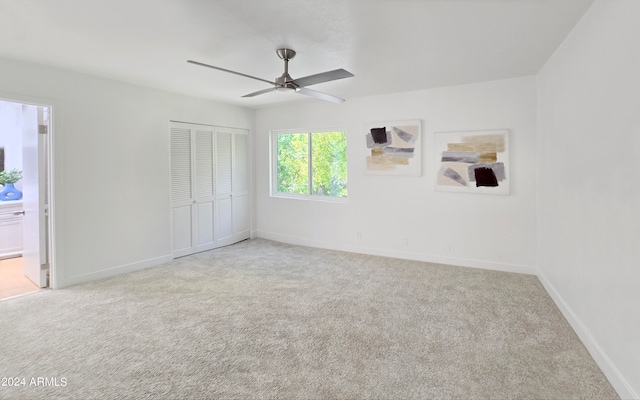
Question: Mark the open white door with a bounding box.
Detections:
[21,104,48,287]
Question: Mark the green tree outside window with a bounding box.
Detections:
[275,131,347,198]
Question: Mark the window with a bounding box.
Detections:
[272,130,348,200]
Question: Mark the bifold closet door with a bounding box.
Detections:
[215,127,250,247]
[170,122,216,258]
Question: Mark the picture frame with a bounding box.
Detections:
[364,120,421,176]
[434,129,510,195]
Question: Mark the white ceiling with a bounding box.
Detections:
[0,0,595,109]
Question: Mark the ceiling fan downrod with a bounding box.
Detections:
[275,48,297,92]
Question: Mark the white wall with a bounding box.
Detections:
[255,76,537,274]
[0,57,255,288]
[537,0,640,397]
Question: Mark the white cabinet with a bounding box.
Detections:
[0,201,23,259]
[170,122,249,258]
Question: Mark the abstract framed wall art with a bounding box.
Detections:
[434,129,510,195]
[364,120,421,176]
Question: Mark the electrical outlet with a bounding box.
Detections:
[356,231,362,239]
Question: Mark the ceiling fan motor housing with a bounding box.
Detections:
[275,74,298,92]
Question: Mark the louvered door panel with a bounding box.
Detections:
[172,205,192,253]
[234,133,248,193]
[215,130,233,244]
[216,128,250,246]
[195,130,214,199]
[232,193,250,236]
[216,131,232,196]
[170,127,192,203]
[232,130,250,237]
[171,125,194,257]
[194,128,215,250]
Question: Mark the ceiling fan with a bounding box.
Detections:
[187,48,354,103]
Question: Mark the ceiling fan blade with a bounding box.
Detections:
[187,60,275,85]
[291,69,354,88]
[242,87,277,98]
[296,87,345,103]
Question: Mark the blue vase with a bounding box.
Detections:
[0,183,23,201]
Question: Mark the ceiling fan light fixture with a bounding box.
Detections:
[275,81,298,93]
[275,86,296,93]
[276,85,298,93]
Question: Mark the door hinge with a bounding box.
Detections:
[39,124,48,134]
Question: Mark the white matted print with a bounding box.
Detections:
[434,129,510,195]
[364,120,421,176]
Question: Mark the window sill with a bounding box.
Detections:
[270,193,348,204]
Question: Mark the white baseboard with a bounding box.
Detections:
[0,251,22,260]
[255,230,537,275]
[59,254,174,288]
[537,273,638,400]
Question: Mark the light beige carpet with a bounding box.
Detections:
[0,239,618,399]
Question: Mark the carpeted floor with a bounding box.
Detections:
[0,239,618,399]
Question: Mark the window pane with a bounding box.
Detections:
[311,131,348,197]
[277,133,308,195]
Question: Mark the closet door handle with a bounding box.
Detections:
[13,210,26,216]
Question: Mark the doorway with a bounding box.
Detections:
[0,98,52,299]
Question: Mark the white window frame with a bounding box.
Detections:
[270,128,348,203]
